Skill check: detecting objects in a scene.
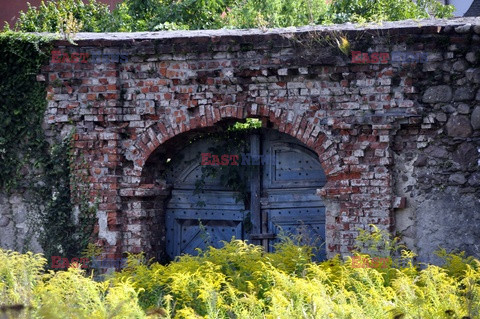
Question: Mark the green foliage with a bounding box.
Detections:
[1,237,480,319]
[355,224,405,257]
[32,135,97,266]
[0,249,148,318]
[0,31,51,191]
[111,239,315,315]
[229,118,262,131]
[107,0,160,32]
[34,267,147,318]
[351,225,418,286]
[110,252,165,310]
[435,248,479,278]
[81,243,104,260]
[327,0,454,24]
[14,0,111,32]
[268,235,314,275]
[145,0,236,31]
[12,0,455,33]
[222,0,329,29]
[111,0,453,30]
[0,250,46,315]
[108,237,480,318]
[57,11,84,44]
[416,0,456,19]
[0,32,95,265]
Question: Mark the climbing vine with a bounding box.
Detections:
[0,31,52,191]
[29,132,97,265]
[0,31,96,264]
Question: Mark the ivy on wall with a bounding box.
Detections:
[0,31,96,265]
[0,31,52,191]
[31,134,97,263]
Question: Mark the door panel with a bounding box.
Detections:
[166,189,246,259]
[261,131,327,260]
[263,144,327,188]
[266,203,326,260]
[265,145,326,187]
[165,137,247,260]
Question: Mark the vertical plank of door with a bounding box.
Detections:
[259,133,269,251]
[250,134,261,246]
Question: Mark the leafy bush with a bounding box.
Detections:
[0,249,45,314]
[14,0,111,32]
[0,31,51,191]
[1,231,479,318]
[33,135,97,269]
[34,267,146,319]
[11,0,455,33]
[109,237,480,318]
[222,0,329,29]
[327,0,454,24]
[0,251,148,318]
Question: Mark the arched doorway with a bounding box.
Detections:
[163,126,327,260]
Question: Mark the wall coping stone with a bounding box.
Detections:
[35,17,480,46]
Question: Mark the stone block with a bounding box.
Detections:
[422,85,452,103]
[446,115,473,137]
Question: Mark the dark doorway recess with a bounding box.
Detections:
[163,129,327,260]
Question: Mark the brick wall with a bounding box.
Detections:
[38,18,480,262]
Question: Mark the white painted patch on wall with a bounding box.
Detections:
[97,210,117,245]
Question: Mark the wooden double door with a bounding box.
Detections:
[165,130,327,260]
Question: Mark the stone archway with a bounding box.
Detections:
[161,127,329,261]
[117,110,391,261]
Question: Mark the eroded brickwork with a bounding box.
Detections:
[37,18,480,262]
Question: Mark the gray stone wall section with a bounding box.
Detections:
[394,152,480,264]
[0,190,42,253]
[393,63,480,262]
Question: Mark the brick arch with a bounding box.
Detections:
[119,104,356,259]
[121,113,393,258]
[128,104,346,194]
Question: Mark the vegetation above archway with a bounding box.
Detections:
[10,0,455,33]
